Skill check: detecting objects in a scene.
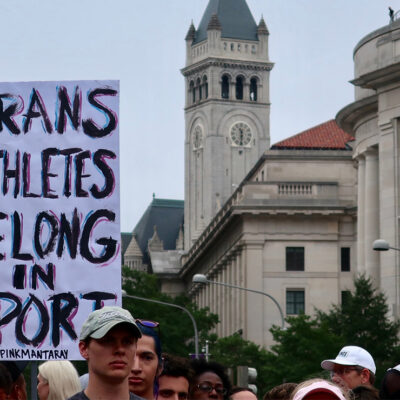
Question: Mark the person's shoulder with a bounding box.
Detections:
[130,394,146,400]
[67,391,88,400]
[352,385,380,400]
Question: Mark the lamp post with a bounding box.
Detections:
[122,291,199,358]
[192,274,285,328]
[372,239,400,252]
[372,239,400,319]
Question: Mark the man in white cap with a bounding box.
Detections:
[68,306,145,400]
[321,345,379,400]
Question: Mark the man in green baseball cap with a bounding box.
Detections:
[68,306,144,400]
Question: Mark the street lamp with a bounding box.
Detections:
[122,291,199,358]
[372,239,400,252]
[192,274,285,328]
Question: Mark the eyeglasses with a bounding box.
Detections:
[136,319,160,328]
[195,382,227,395]
[330,367,363,378]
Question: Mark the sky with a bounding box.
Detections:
[0,0,399,232]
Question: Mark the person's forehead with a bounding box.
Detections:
[305,392,340,400]
[333,363,355,369]
[231,390,257,400]
[196,371,223,384]
[137,334,156,353]
[159,375,189,390]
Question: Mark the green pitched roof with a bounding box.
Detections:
[193,0,258,44]
[132,198,184,265]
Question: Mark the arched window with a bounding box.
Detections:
[197,78,202,101]
[236,76,244,100]
[221,75,229,99]
[190,81,195,104]
[203,76,208,99]
[250,77,258,101]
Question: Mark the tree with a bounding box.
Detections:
[317,274,400,382]
[122,267,218,357]
[265,314,338,387]
[210,333,273,396]
[266,275,400,388]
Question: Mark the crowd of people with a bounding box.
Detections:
[0,306,399,400]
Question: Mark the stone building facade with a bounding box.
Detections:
[124,1,400,348]
[337,18,400,316]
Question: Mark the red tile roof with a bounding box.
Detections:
[271,120,355,150]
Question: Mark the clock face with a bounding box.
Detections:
[193,126,203,149]
[230,122,252,147]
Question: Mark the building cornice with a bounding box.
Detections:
[181,58,274,76]
[180,188,356,279]
[351,61,400,90]
[336,94,378,135]
[353,19,400,56]
[265,149,354,161]
[184,98,269,111]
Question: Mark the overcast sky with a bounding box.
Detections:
[0,1,399,232]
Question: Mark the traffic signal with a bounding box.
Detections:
[237,366,258,394]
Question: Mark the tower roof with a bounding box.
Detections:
[132,197,184,265]
[271,120,355,150]
[193,0,258,44]
[125,234,143,258]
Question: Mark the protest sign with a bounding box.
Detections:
[0,80,120,360]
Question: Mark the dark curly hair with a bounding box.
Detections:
[190,359,232,400]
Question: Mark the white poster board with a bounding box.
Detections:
[0,80,120,360]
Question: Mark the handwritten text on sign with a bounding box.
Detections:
[0,80,120,360]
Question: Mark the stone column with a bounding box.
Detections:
[228,256,234,335]
[222,265,227,336]
[364,148,380,286]
[357,156,366,273]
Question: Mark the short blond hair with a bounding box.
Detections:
[38,361,81,400]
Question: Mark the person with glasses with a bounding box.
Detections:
[321,346,379,400]
[190,359,231,400]
[157,353,193,400]
[129,320,163,400]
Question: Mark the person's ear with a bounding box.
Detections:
[79,340,89,360]
[360,368,370,385]
[157,358,164,377]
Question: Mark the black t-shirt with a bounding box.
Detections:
[68,391,144,400]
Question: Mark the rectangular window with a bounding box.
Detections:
[341,290,351,306]
[341,247,350,272]
[286,290,305,315]
[286,247,304,271]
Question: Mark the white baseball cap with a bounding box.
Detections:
[321,346,376,374]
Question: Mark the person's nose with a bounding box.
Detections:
[114,339,126,355]
[209,387,219,398]
[131,355,141,372]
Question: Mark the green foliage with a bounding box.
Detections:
[210,333,273,396]
[266,314,339,386]
[265,275,400,388]
[317,274,400,382]
[122,267,218,357]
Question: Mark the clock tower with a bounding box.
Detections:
[182,0,273,249]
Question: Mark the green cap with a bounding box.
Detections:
[80,306,142,340]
